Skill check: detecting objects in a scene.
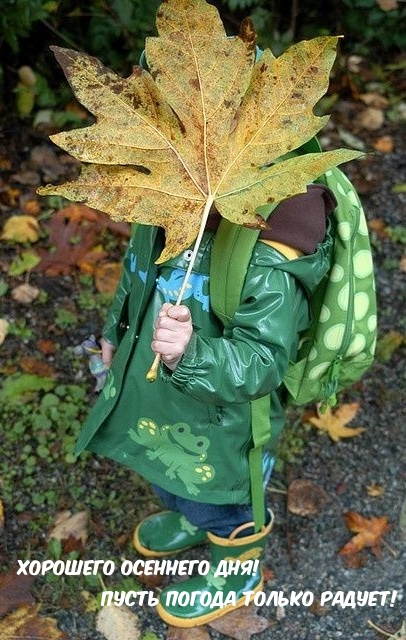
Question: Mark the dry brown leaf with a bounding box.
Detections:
[308,402,365,442]
[372,135,395,153]
[339,511,391,557]
[0,499,4,530]
[1,214,40,243]
[94,261,123,294]
[287,479,331,516]
[208,604,270,640]
[0,569,36,616]
[400,256,406,273]
[20,356,57,378]
[38,1,361,264]
[48,510,89,553]
[96,605,140,640]
[369,217,389,238]
[35,203,129,276]
[21,197,41,216]
[35,204,106,276]
[0,604,67,639]
[36,339,57,355]
[309,598,330,616]
[167,625,210,640]
[11,283,40,304]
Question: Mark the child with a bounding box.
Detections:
[75,182,336,627]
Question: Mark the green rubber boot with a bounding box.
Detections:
[133,510,208,557]
[155,510,274,627]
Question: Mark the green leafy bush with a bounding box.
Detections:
[0,0,57,51]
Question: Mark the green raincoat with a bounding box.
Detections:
[75,223,331,505]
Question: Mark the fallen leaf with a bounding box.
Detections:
[96,605,140,640]
[338,511,391,557]
[308,402,365,442]
[167,625,210,640]
[341,552,367,569]
[400,256,406,273]
[76,244,108,274]
[309,599,330,616]
[376,331,404,362]
[35,204,105,276]
[287,479,331,516]
[372,135,395,153]
[0,318,9,345]
[20,356,57,378]
[35,203,128,276]
[366,483,385,497]
[38,1,361,264]
[48,510,89,553]
[11,283,40,304]
[262,565,276,583]
[0,569,36,616]
[208,604,270,640]
[36,339,57,355]
[1,215,40,243]
[369,217,389,238]
[94,262,122,294]
[21,197,41,216]
[0,604,67,639]
[0,499,4,530]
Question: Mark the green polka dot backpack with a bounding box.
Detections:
[211,150,377,411]
[282,165,376,408]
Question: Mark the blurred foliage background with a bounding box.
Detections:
[0,0,405,119]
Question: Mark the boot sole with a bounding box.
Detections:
[155,577,264,627]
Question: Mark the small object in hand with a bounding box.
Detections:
[74,335,109,391]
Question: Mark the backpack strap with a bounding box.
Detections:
[210,218,260,325]
[210,211,278,532]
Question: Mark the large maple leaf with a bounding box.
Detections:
[38,0,361,264]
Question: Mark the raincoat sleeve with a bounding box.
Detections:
[169,245,311,405]
[101,226,136,346]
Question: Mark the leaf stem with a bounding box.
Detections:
[146,194,215,382]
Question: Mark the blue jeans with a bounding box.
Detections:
[151,450,274,538]
[152,484,256,537]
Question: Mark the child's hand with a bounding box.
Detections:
[100,338,116,367]
[152,303,193,370]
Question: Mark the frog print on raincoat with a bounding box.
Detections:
[128,419,216,496]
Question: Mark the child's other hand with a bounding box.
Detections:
[152,303,193,370]
[100,338,116,367]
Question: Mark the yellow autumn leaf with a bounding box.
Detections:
[38,0,361,263]
[0,605,67,640]
[1,215,40,243]
[308,402,365,442]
